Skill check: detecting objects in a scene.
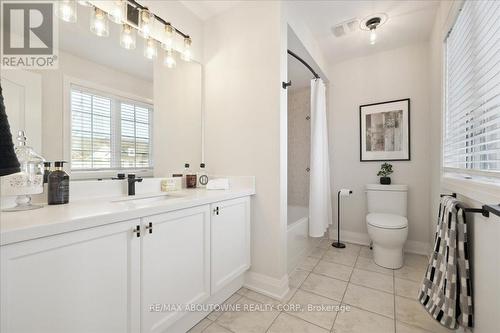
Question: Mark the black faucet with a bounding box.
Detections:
[127,174,143,196]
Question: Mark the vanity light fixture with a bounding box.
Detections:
[90,7,110,37]
[161,24,175,51]
[144,38,157,59]
[164,49,176,68]
[181,37,192,62]
[56,0,77,23]
[138,7,155,38]
[120,24,136,50]
[108,0,126,24]
[77,0,92,7]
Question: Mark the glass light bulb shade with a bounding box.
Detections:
[120,24,136,49]
[56,0,77,23]
[90,7,109,37]
[108,0,126,24]
[77,0,92,6]
[138,8,155,38]
[180,37,192,62]
[161,24,174,51]
[370,29,377,45]
[144,38,158,59]
[163,50,176,68]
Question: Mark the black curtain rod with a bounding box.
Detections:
[287,49,320,79]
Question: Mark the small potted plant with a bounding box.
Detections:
[377,162,393,185]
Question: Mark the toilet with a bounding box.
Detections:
[366,184,408,269]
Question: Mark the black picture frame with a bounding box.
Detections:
[359,98,411,162]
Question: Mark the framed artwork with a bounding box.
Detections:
[360,98,410,161]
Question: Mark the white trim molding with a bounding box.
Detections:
[244,271,289,300]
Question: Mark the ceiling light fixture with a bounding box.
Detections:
[365,17,381,45]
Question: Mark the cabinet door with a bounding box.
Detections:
[0,219,141,333]
[141,205,211,333]
[211,197,251,293]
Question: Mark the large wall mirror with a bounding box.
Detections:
[0,2,202,180]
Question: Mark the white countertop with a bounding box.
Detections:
[0,187,255,246]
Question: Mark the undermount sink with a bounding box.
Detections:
[111,193,183,205]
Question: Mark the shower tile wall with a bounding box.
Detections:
[288,87,311,206]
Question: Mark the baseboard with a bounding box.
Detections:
[329,228,430,256]
[244,271,289,300]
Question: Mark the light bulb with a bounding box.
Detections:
[370,28,377,45]
[108,0,126,24]
[144,38,157,59]
[181,37,192,62]
[90,7,109,37]
[163,50,176,68]
[139,8,155,38]
[120,24,136,50]
[161,24,174,51]
[56,0,77,23]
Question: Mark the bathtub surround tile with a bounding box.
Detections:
[207,293,242,320]
[268,312,329,333]
[343,283,394,318]
[289,269,310,288]
[395,278,421,300]
[349,268,394,293]
[354,256,394,276]
[216,297,280,333]
[394,265,426,283]
[332,306,395,333]
[297,256,321,271]
[313,260,353,281]
[395,296,455,333]
[358,246,373,258]
[286,289,339,329]
[300,273,347,301]
[396,321,434,333]
[322,250,358,267]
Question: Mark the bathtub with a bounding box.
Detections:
[287,205,321,273]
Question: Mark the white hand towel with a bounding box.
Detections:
[206,178,230,190]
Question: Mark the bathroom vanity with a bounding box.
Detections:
[0,186,254,333]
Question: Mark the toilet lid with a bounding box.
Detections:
[367,213,408,229]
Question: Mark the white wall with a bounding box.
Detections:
[204,1,288,297]
[329,43,431,253]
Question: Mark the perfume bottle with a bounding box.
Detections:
[1,131,44,211]
[48,161,70,205]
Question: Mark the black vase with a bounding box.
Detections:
[380,177,391,185]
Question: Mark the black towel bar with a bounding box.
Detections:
[440,193,500,218]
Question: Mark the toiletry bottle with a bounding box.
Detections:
[182,163,190,188]
[43,162,51,184]
[48,161,70,205]
[197,163,208,188]
[185,163,197,188]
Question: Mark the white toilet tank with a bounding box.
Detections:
[366,184,408,216]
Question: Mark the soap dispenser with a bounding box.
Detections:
[47,161,69,205]
[197,163,208,188]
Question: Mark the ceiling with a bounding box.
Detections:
[287,0,439,64]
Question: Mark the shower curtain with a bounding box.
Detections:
[309,78,332,237]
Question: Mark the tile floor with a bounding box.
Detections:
[189,241,455,333]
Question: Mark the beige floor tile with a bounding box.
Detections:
[309,247,327,259]
[322,251,358,267]
[396,321,434,333]
[328,243,362,257]
[395,296,455,333]
[203,322,233,333]
[313,260,353,281]
[318,238,334,249]
[394,265,426,283]
[350,268,394,293]
[300,273,348,301]
[188,318,213,333]
[395,278,421,300]
[354,256,394,276]
[289,269,310,288]
[207,293,242,320]
[332,306,395,333]
[236,287,249,296]
[268,313,329,333]
[358,246,372,258]
[216,297,280,333]
[282,287,299,303]
[343,283,394,318]
[404,253,429,269]
[297,256,321,271]
[286,289,339,329]
[244,289,281,305]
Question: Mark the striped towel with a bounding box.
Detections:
[418,196,473,329]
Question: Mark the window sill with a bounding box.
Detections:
[441,172,500,204]
[71,169,154,181]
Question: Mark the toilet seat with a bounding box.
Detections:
[366,213,408,229]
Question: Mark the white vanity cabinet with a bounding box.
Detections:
[0,218,141,333]
[210,197,251,293]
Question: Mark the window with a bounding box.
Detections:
[443,0,500,175]
[71,85,153,173]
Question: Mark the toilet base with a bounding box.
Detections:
[372,244,404,269]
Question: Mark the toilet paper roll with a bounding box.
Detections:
[339,189,353,196]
